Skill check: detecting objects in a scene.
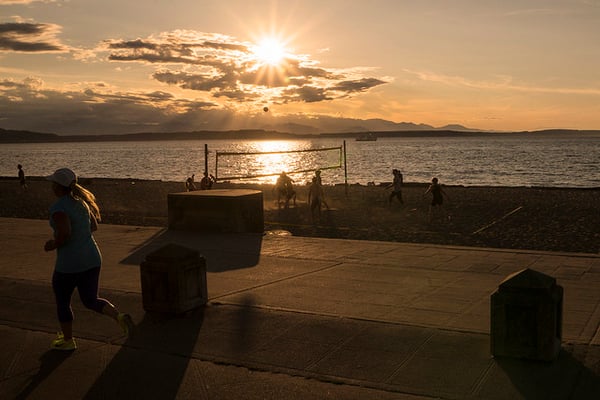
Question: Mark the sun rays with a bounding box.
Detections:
[252,37,287,66]
[245,35,296,107]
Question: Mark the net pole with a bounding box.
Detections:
[215,151,219,181]
[204,144,209,175]
[343,140,348,196]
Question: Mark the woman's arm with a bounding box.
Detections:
[90,214,98,232]
[44,211,71,251]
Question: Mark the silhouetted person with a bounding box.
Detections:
[308,176,324,222]
[275,172,296,209]
[185,174,197,191]
[18,164,27,190]
[423,177,449,222]
[387,169,403,205]
[200,171,216,190]
[314,169,330,209]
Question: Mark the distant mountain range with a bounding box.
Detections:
[261,117,480,135]
[1,127,598,143]
[1,116,480,140]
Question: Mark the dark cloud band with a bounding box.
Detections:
[0,22,66,52]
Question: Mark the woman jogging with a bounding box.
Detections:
[44,168,133,350]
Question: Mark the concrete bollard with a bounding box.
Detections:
[490,268,563,361]
[140,243,208,314]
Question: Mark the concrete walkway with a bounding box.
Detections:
[0,217,598,399]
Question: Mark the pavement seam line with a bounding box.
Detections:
[3,329,27,381]
[384,328,436,384]
[188,351,444,399]
[582,298,600,345]
[468,358,496,396]
[304,325,371,372]
[186,359,210,399]
[208,261,345,301]
[206,302,495,341]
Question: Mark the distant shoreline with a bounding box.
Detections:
[2,175,598,191]
[1,127,599,144]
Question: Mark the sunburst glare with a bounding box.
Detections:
[252,38,287,66]
[245,35,296,104]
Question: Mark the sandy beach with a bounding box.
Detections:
[2,177,598,254]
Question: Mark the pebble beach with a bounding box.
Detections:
[2,177,598,254]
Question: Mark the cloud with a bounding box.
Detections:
[407,69,600,96]
[0,76,392,135]
[0,21,67,52]
[0,0,58,4]
[279,86,331,103]
[0,77,221,134]
[0,28,389,133]
[503,8,581,17]
[102,30,387,105]
[331,78,387,93]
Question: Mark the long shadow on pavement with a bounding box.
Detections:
[119,229,263,272]
[82,308,205,400]
[14,350,73,400]
[489,349,600,399]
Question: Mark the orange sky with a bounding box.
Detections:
[1,0,599,134]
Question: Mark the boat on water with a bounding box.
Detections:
[356,132,377,141]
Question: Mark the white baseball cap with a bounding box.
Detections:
[46,168,77,188]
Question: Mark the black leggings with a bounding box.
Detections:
[52,267,111,323]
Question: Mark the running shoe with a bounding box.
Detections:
[117,313,134,337]
[51,333,77,351]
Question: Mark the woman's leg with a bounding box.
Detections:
[52,271,77,339]
[77,267,117,318]
[77,267,134,336]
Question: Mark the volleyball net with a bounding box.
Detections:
[213,144,346,182]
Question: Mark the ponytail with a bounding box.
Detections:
[72,183,101,222]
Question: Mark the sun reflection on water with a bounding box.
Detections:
[253,141,298,183]
[214,140,344,184]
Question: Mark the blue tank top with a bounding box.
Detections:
[49,195,102,273]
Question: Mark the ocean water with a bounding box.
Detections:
[1,134,598,188]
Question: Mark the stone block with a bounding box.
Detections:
[491,268,563,361]
[168,189,264,233]
[140,243,207,314]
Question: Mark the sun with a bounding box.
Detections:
[252,38,287,66]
